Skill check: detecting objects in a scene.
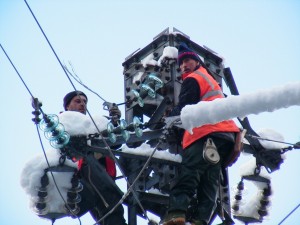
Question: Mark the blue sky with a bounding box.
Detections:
[0,1,300,225]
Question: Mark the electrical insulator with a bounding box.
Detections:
[148,73,164,90]
[120,119,130,141]
[39,114,70,149]
[107,122,117,143]
[133,116,143,137]
[70,175,83,192]
[232,203,243,216]
[50,132,70,149]
[39,114,59,132]
[35,202,49,215]
[141,84,156,98]
[131,89,144,107]
[67,191,81,204]
[64,174,82,216]
[44,123,65,141]
[232,180,246,216]
[64,202,80,215]
[256,184,272,219]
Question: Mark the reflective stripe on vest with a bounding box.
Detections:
[193,70,224,100]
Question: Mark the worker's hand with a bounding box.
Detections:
[109,104,121,118]
[109,104,121,126]
[94,152,103,159]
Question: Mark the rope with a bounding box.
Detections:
[90,128,152,223]
[63,62,107,102]
[94,140,161,224]
[63,62,127,108]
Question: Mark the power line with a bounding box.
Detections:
[23,0,77,92]
[0,43,35,99]
[278,203,300,225]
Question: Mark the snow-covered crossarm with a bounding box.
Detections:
[180,81,300,134]
[122,143,182,163]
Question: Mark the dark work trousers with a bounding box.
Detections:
[168,135,234,223]
[77,155,127,225]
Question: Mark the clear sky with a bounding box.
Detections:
[0,1,300,225]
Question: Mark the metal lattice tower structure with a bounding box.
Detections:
[122,27,226,127]
[120,28,234,225]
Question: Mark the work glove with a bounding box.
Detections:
[109,104,121,125]
[109,104,121,118]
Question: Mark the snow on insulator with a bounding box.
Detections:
[20,149,78,218]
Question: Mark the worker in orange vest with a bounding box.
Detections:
[162,43,240,225]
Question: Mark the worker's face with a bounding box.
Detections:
[66,95,87,115]
[180,58,200,74]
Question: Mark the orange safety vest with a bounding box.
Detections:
[182,67,240,149]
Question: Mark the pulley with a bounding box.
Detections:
[203,138,220,164]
